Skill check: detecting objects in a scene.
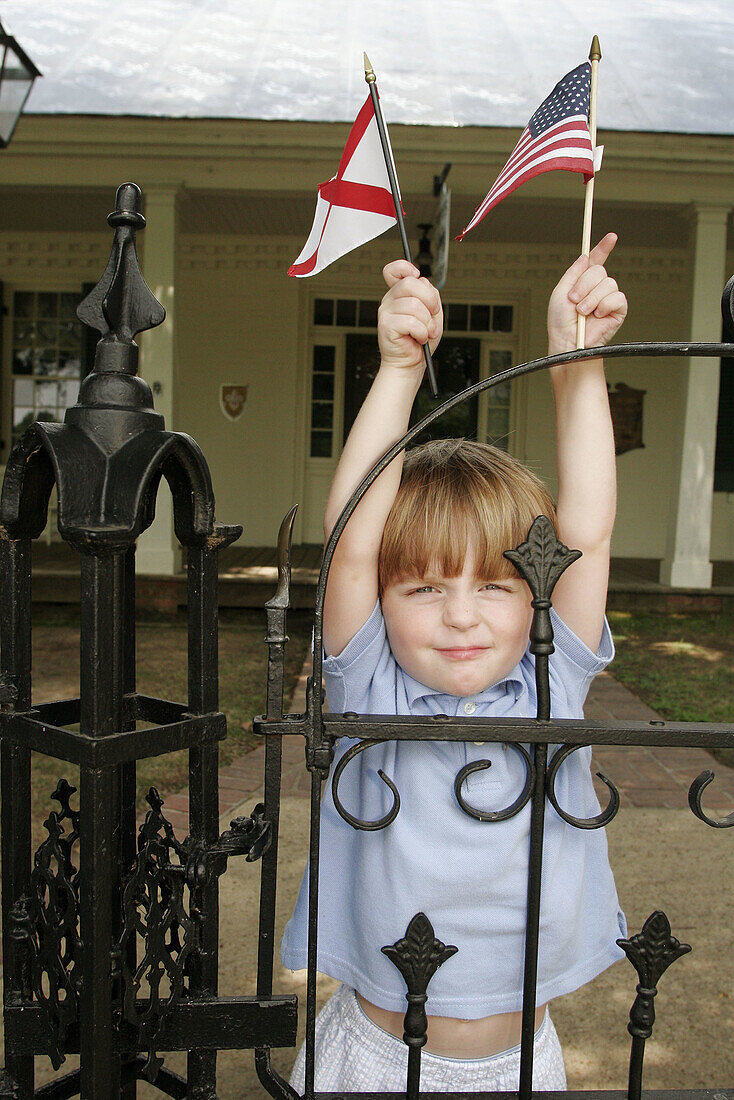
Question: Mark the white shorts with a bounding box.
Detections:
[289,984,567,1093]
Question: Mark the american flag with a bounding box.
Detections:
[457,62,595,240]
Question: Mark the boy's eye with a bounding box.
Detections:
[412,584,437,594]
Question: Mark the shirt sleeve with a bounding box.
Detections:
[547,608,615,715]
[322,601,396,713]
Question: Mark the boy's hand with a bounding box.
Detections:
[378,260,443,371]
[548,232,628,354]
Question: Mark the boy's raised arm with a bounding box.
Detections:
[546,233,628,652]
[323,261,443,657]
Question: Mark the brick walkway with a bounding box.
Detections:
[160,663,734,835]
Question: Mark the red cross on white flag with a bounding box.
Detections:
[288,94,399,277]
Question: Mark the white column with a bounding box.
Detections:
[659,205,731,589]
[136,187,181,576]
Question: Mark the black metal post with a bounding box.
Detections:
[78,553,125,1097]
[119,547,138,1098]
[186,542,221,1094]
[0,536,34,1098]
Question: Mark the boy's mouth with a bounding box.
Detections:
[436,647,489,660]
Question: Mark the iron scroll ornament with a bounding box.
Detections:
[688,769,734,829]
[546,743,621,829]
[331,736,401,831]
[454,744,536,823]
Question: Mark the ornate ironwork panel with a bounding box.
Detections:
[0,184,296,1099]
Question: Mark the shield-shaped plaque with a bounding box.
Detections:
[220,384,248,422]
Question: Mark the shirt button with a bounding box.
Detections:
[463,700,477,714]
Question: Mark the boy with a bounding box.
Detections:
[282,235,628,1091]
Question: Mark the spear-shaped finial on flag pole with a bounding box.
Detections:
[576,35,602,350]
[364,52,439,397]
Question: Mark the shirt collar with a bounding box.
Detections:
[402,661,527,710]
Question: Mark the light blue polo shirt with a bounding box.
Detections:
[281,602,626,1018]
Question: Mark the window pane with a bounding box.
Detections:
[312,373,334,400]
[13,378,34,406]
[13,407,34,430]
[310,431,332,457]
[58,380,80,408]
[336,299,357,326]
[13,320,35,343]
[469,305,490,331]
[12,349,33,375]
[313,345,335,372]
[447,303,468,331]
[487,407,511,442]
[14,291,33,318]
[58,352,81,377]
[489,380,511,405]
[33,349,56,377]
[313,298,334,325]
[58,320,82,348]
[37,293,57,319]
[492,305,513,332]
[311,402,333,429]
[59,293,79,318]
[37,322,58,345]
[357,300,379,327]
[490,349,513,374]
[36,380,58,411]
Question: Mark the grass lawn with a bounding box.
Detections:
[608,608,734,767]
[27,605,313,848]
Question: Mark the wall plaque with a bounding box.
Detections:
[220,384,248,422]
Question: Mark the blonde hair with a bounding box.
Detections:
[378,439,556,594]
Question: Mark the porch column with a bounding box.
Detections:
[659,204,731,589]
[137,186,181,575]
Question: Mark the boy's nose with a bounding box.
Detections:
[443,595,480,628]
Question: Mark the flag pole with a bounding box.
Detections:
[364,53,439,397]
[576,35,601,350]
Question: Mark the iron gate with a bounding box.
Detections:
[0,181,733,1098]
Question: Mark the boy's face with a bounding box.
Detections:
[381,549,533,697]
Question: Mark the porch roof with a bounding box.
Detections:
[6,0,734,135]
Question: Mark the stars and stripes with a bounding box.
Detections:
[288,94,399,277]
[457,62,595,241]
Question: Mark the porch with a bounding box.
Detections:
[28,542,734,613]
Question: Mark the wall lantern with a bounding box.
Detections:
[0,17,41,148]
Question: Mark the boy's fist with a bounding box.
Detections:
[548,233,628,354]
[378,260,443,371]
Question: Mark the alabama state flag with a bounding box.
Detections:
[288,94,399,277]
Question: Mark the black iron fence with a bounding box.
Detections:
[0,182,733,1098]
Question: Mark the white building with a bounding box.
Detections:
[1,1,732,585]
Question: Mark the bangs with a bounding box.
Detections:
[378,439,556,593]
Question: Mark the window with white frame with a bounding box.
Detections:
[307,295,519,460]
[10,290,84,447]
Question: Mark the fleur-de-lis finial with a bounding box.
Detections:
[618,910,691,1002]
[382,913,458,1046]
[504,516,581,718]
[504,515,581,617]
[618,911,691,1099]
